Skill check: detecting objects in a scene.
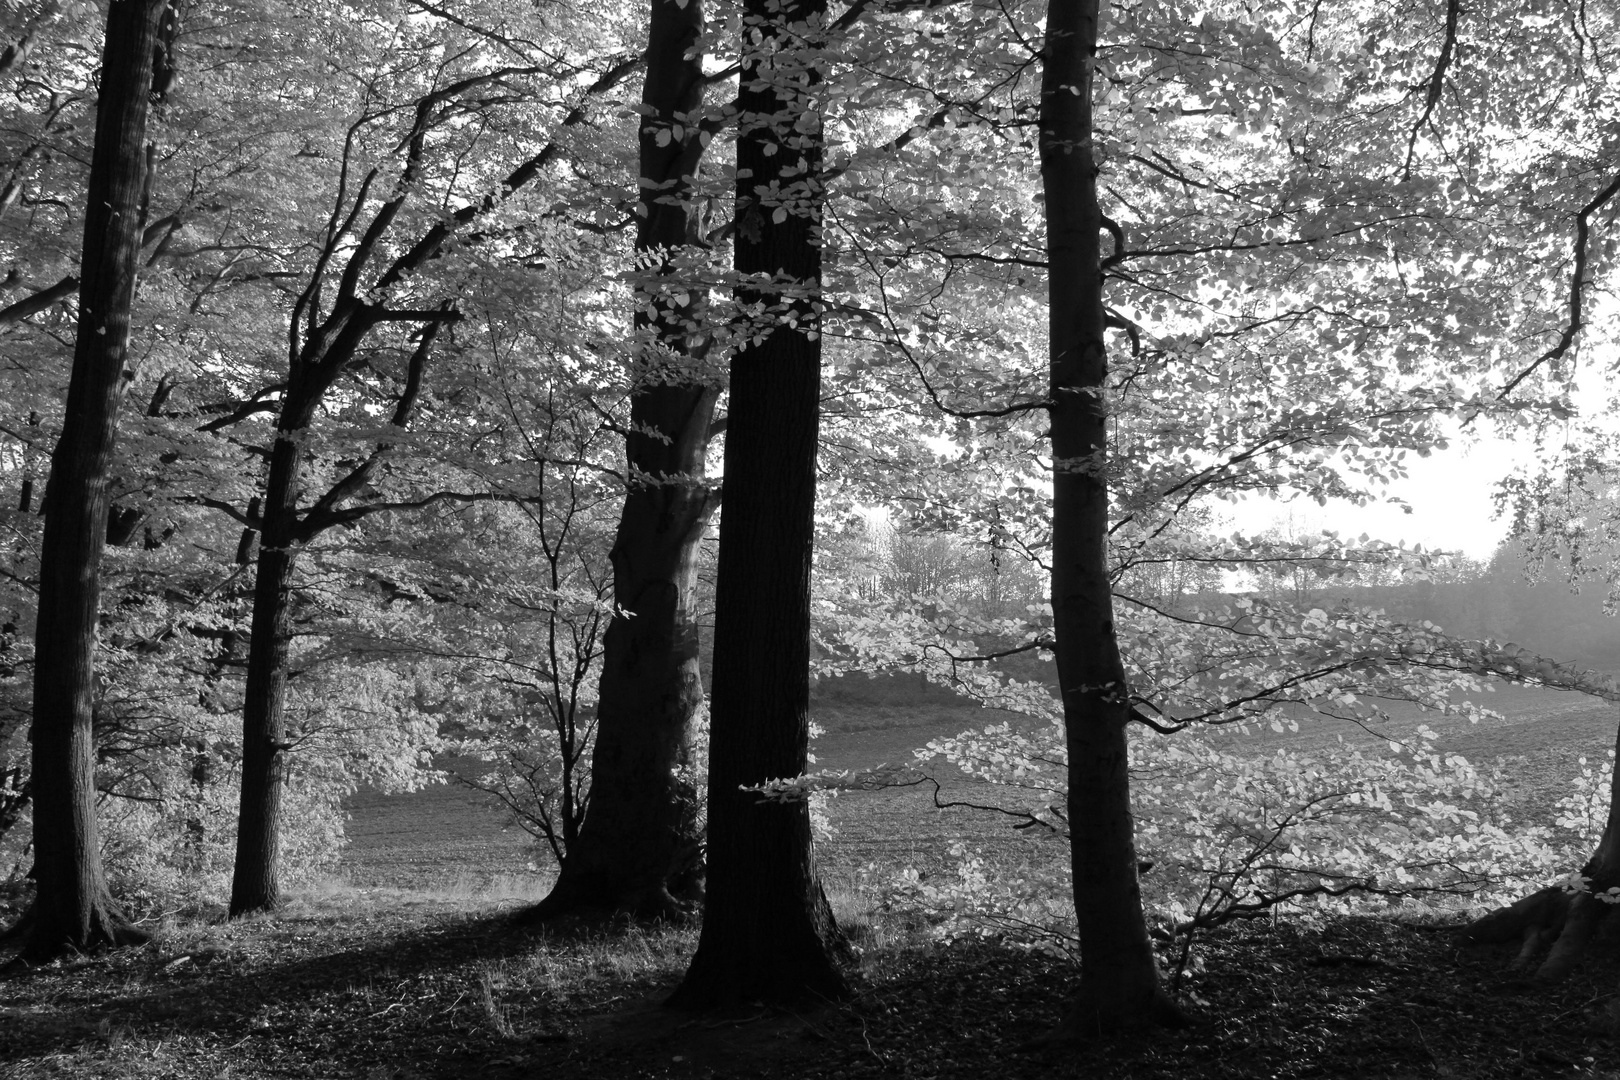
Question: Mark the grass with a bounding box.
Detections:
[334,681,1615,895]
[340,763,538,892]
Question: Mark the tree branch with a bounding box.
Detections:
[1403,0,1461,179]
[1498,168,1620,397]
[371,53,641,294]
[297,488,535,538]
[296,315,445,538]
[0,212,184,325]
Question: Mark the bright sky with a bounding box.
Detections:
[1223,357,1618,562]
[1220,433,1534,562]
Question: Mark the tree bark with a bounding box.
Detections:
[1039,0,1184,1033]
[1463,713,1620,979]
[227,391,313,917]
[666,0,846,1009]
[15,0,168,961]
[523,0,717,925]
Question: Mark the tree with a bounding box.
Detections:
[417,345,623,875]
[1461,467,1620,976]
[525,0,719,923]
[228,312,457,916]
[0,0,452,905]
[1037,0,1185,1033]
[797,0,1610,1024]
[12,0,169,960]
[668,0,847,1007]
[223,23,640,916]
[1463,706,1620,979]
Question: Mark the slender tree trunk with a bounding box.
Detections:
[1040,0,1183,1033]
[16,0,168,961]
[228,399,312,917]
[667,0,846,1008]
[227,315,439,917]
[524,0,718,924]
[1464,711,1620,979]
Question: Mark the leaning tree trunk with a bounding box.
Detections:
[1464,713,1620,979]
[16,0,168,961]
[1040,0,1185,1033]
[666,0,847,1008]
[523,0,717,925]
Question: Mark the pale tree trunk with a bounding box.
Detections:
[524,0,717,924]
[667,0,847,1007]
[1040,0,1185,1033]
[14,0,168,962]
[1464,712,1620,979]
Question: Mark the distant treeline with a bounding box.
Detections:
[1275,541,1620,676]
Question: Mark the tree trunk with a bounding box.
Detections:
[228,403,311,917]
[227,313,440,917]
[15,0,167,961]
[666,0,846,1008]
[523,0,717,925]
[1040,0,1184,1033]
[1464,713,1620,979]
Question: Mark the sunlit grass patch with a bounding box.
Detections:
[282,870,555,916]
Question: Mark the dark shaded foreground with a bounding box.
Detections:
[1,901,1617,1079]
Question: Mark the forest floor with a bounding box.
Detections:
[2,682,1618,1078]
[1,899,1618,1079]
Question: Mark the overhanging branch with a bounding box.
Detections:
[1499,168,1620,398]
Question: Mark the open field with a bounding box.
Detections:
[339,685,1618,894]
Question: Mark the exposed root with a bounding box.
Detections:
[1463,885,1619,981]
[515,876,698,930]
[4,899,150,969]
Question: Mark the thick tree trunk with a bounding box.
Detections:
[1040,0,1184,1033]
[228,409,310,917]
[524,0,717,925]
[1464,714,1620,979]
[16,0,168,961]
[666,0,846,1008]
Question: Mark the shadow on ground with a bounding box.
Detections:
[3,903,1620,1079]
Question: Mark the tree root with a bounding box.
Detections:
[0,900,150,971]
[514,875,698,930]
[1462,885,1619,980]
